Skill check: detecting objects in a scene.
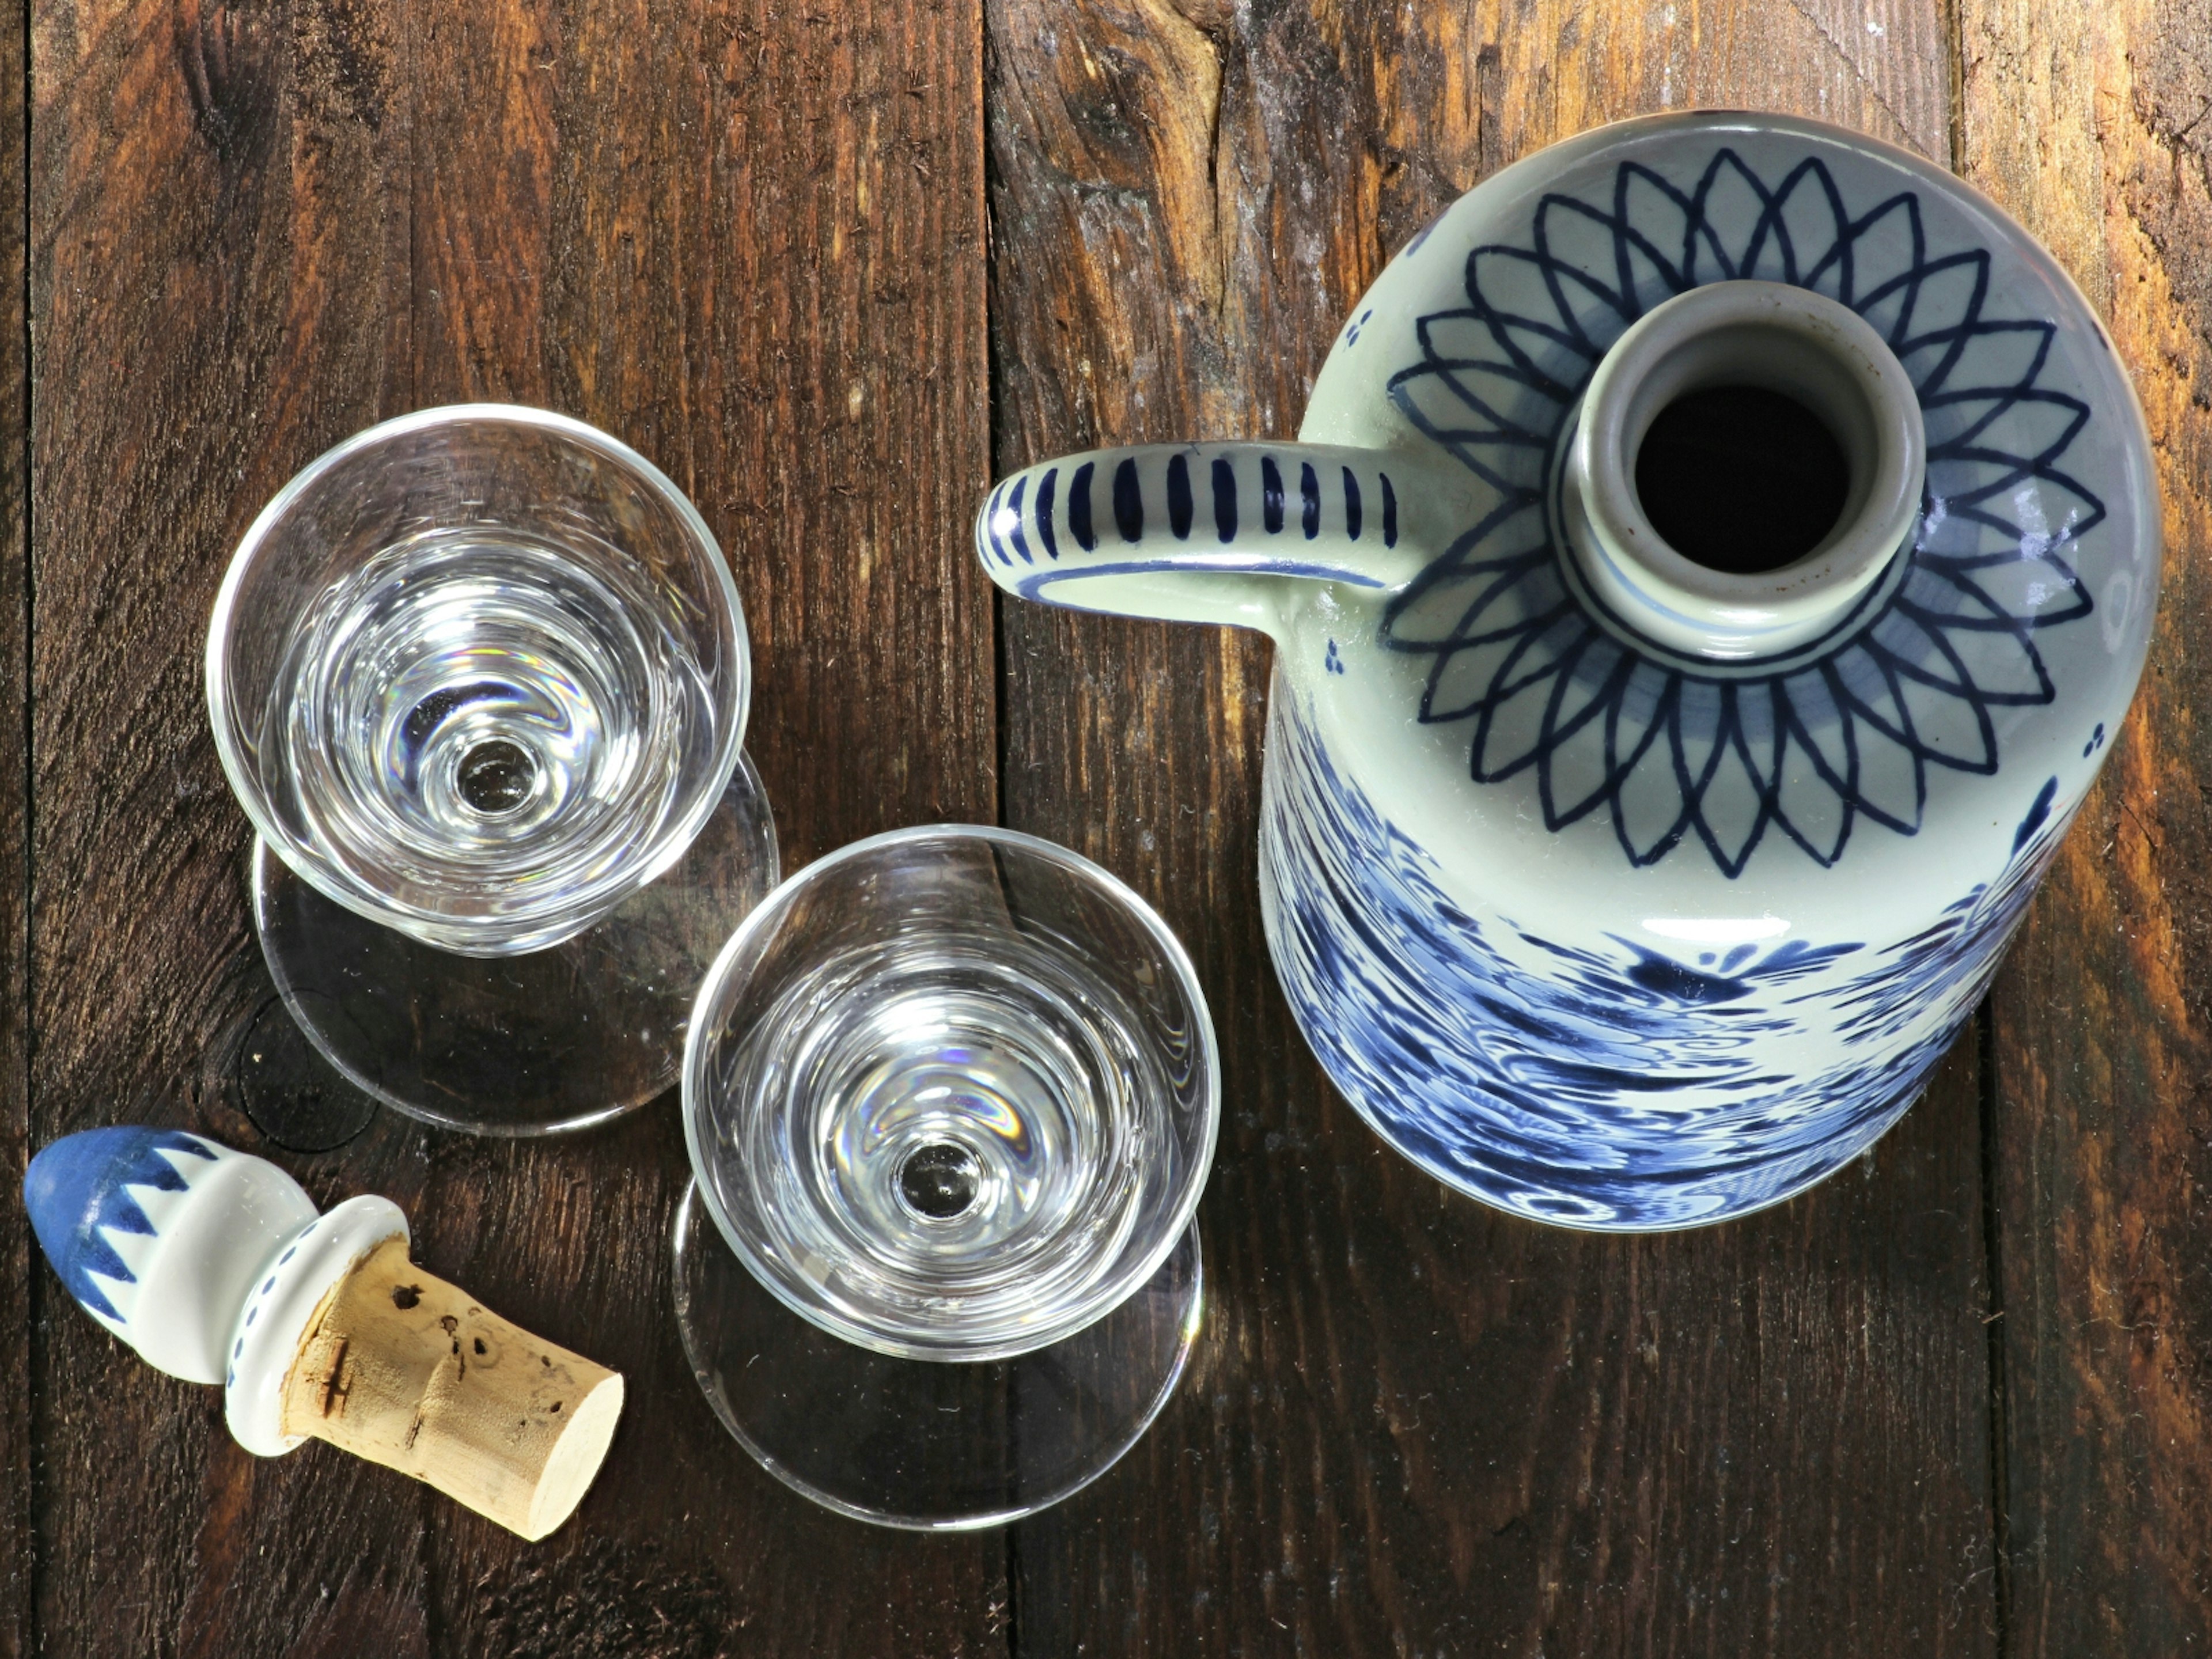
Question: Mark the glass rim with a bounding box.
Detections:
[205,402,749,952]
[680,821,1224,1363]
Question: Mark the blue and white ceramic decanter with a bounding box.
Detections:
[974,111,2160,1230]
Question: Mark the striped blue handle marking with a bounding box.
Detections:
[1035,467,1059,560]
[980,449,1403,587]
[1167,453,1194,538]
[1006,476,1031,563]
[1113,459,1143,542]
[1071,461,1097,550]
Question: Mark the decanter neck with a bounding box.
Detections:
[1560,280,1925,661]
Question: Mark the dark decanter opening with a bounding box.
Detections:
[1633,384,1851,575]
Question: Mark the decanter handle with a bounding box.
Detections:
[974,443,1464,635]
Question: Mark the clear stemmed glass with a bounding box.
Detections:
[673,825,1218,1527]
[208,405,779,1135]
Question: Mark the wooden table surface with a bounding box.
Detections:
[5,0,2210,1653]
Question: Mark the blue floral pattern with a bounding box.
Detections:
[1260,685,2070,1227]
[1383,150,2104,876]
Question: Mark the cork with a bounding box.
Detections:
[279,1237,624,1541]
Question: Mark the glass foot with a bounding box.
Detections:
[671,1180,1202,1529]
[253,755,780,1136]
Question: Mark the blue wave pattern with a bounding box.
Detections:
[1385,148,2103,876]
[1260,690,2068,1226]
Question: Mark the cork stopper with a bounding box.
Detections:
[279,1237,623,1541]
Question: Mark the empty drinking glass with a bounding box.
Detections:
[208,405,779,1134]
[673,824,1218,1527]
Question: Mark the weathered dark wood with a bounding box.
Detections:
[22,0,2212,1650]
[0,3,26,1654]
[395,1,1002,1650]
[29,1,999,1656]
[1965,0,2212,1650]
[30,3,422,1652]
[986,1,2000,1652]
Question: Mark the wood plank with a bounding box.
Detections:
[0,1,28,1652]
[399,0,1002,1647]
[31,2,430,1650]
[1963,0,2212,1649]
[986,1,1999,1652]
[30,1,1001,1654]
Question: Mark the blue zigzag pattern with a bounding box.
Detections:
[23,1127,215,1321]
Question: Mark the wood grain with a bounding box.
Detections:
[1964,0,2212,1649]
[29,0,1001,1654]
[0,2,26,1653]
[31,3,418,1650]
[19,0,2212,1651]
[986,1,2001,1653]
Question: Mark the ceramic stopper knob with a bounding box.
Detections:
[24,1127,623,1541]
